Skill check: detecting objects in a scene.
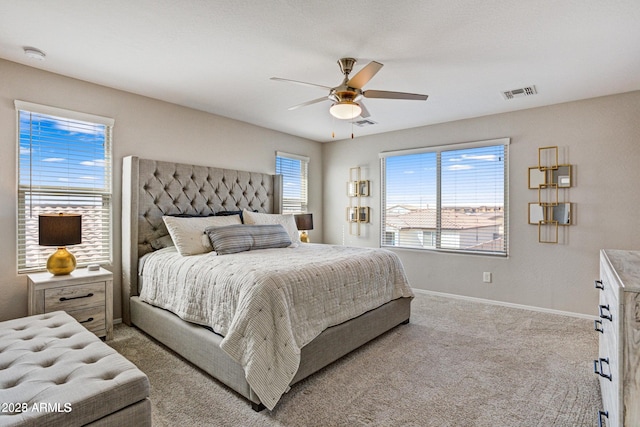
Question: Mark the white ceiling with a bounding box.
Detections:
[1,1,639,142]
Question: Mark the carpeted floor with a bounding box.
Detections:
[108,293,601,426]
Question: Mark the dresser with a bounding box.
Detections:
[27,267,113,340]
[594,249,640,427]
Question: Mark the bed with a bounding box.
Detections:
[121,156,413,411]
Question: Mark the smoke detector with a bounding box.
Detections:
[502,85,537,100]
[24,47,46,61]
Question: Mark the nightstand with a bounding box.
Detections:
[27,267,113,340]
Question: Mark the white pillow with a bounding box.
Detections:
[162,215,242,256]
[242,210,300,247]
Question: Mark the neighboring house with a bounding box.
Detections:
[385,206,503,251]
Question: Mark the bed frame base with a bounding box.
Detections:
[130,295,411,409]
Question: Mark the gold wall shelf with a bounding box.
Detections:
[528,146,574,243]
[347,167,370,236]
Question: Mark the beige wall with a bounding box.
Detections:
[2,56,638,321]
[0,59,322,322]
[322,91,640,316]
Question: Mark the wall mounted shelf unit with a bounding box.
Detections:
[528,146,573,243]
[347,166,370,236]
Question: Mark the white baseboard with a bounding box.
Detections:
[412,288,596,321]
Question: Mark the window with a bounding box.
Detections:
[275,151,309,214]
[16,101,114,273]
[381,138,509,256]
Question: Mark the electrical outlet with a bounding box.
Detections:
[483,272,492,283]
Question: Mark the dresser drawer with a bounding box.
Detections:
[66,306,106,333]
[44,282,106,312]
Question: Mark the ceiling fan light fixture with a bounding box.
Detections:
[330,101,362,120]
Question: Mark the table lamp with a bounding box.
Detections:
[39,213,82,275]
[294,213,313,243]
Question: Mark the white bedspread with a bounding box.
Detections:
[139,243,413,409]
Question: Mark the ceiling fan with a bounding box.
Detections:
[271,58,428,120]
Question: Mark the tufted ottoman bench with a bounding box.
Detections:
[0,311,150,427]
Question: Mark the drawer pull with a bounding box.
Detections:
[598,410,608,427]
[59,293,94,302]
[594,319,604,333]
[593,358,612,381]
[594,280,604,290]
[599,304,613,322]
[79,317,94,324]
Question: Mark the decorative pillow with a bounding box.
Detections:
[162,214,242,256]
[214,209,259,222]
[150,234,174,250]
[205,224,292,255]
[242,210,301,246]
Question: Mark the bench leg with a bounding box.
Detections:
[251,402,265,412]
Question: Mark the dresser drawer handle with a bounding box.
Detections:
[59,293,94,302]
[594,280,604,290]
[79,317,94,324]
[598,410,608,427]
[594,319,604,333]
[599,304,612,322]
[593,358,612,381]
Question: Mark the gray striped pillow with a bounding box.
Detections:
[205,224,292,255]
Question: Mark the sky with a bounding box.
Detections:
[385,145,505,208]
[18,111,108,191]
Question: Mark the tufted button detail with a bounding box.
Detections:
[53,375,69,385]
[101,372,118,381]
[41,359,55,368]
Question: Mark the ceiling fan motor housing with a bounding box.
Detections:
[337,58,357,76]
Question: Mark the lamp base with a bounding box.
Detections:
[300,231,310,243]
[47,247,77,275]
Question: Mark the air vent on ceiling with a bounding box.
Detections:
[502,85,537,100]
[351,119,377,127]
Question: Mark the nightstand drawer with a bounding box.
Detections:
[66,306,106,333]
[28,267,114,340]
[44,282,106,312]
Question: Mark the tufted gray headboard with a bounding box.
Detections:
[121,156,282,324]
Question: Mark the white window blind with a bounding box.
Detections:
[16,101,114,273]
[275,151,309,214]
[380,138,509,256]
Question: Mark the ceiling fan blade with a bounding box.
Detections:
[288,96,331,110]
[358,102,371,118]
[347,61,383,89]
[270,77,332,91]
[363,90,428,101]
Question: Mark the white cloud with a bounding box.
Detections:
[81,159,105,167]
[448,154,497,162]
[447,164,473,171]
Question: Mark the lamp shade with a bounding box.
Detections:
[294,213,313,231]
[329,101,362,120]
[39,214,82,246]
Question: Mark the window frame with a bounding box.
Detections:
[275,151,309,214]
[380,138,509,257]
[15,100,114,273]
